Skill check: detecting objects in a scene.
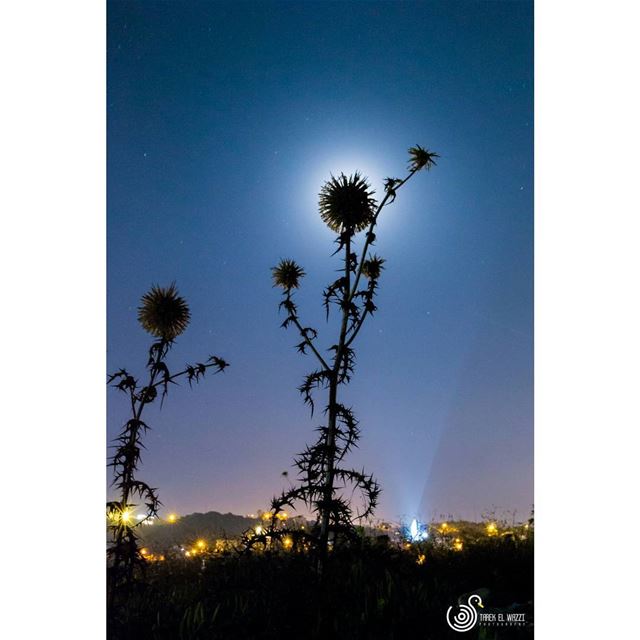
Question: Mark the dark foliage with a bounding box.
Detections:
[107,285,228,601]
[108,535,533,640]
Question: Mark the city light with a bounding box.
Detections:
[408,518,428,542]
[121,516,529,569]
[167,513,178,523]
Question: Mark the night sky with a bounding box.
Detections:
[107,0,533,523]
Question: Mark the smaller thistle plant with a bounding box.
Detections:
[107,283,228,595]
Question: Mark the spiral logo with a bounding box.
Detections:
[446,594,483,632]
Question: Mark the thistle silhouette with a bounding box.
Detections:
[253,146,438,560]
[319,172,376,233]
[107,284,228,598]
[137,282,190,340]
[272,259,306,291]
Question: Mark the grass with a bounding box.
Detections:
[108,533,533,640]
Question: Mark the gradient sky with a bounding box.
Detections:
[107,0,533,524]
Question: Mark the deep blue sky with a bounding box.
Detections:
[107,0,533,523]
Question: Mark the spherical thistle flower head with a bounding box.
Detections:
[408,145,439,172]
[362,255,386,280]
[318,172,376,234]
[138,283,190,340]
[272,259,305,291]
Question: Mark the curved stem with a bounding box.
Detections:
[348,167,418,302]
[122,340,166,505]
[146,358,226,391]
[344,305,370,349]
[290,312,331,372]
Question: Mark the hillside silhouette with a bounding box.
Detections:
[140,511,255,547]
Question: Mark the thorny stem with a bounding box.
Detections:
[146,358,227,391]
[110,339,167,592]
[344,295,371,349]
[115,344,226,511]
[348,167,418,303]
[121,339,167,506]
[318,168,419,554]
[290,310,331,372]
[319,233,351,551]
[342,170,422,349]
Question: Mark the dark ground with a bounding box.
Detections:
[108,535,533,640]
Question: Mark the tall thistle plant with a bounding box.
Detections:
[107,284,228,590]
[265,146,438,555]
